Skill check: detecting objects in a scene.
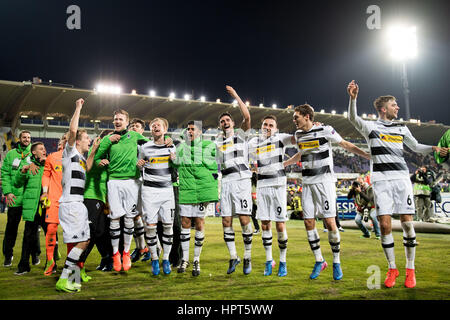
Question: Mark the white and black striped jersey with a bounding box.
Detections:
[248,133,294,188]
[59,143,87,203]
[348,99,433,182]
[294,124,343,185]
[138,141,176,188]
[215,130,251,183]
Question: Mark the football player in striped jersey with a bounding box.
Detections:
[215,86,254,275]
[347,80,447,288]
[56,98,92,292]
[248,115,296,276]
[285,103,370,281]
[137,118,176,275]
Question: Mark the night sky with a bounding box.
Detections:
[1,0,449,124]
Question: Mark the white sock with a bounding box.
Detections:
[262,229,273,262]
[145,226,158,260]
[162,224,173,261]
[241,223,253,260]
[381,233,396,269]
[328,229,341,264]
[123,217,134,253]
[61,247,83,279]
[307,229,323,262]
[134,217,146,250]
[278,230,288,263]
[180,228,191,261]
[401,221,416,269]
[224,227,238,259]
[109,219,121,254]
[194,230,204,262]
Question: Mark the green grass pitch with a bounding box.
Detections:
[0,214,449,300]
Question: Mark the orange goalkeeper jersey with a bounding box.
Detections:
[41,149,63,223]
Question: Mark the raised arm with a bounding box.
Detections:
[68,98,84,146]
[226,85,251,131]
[347,80,366,133]
[403,126,446,156]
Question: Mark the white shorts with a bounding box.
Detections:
[141,187,175,225]
[220,179,252,217]
[373,178,415,216]
[302,182,337,219]
[107,179,140,220]
[179,203,208,218]
[256,185,288,222]
[59,201,90,244]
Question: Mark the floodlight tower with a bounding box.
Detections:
[387,25,417,120]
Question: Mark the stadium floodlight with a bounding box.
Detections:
[331,110,336,115]
[343,111,348,117]
[216,99,221,103]
[245,101,250,107]
[131,89,137,95]
[200,96,206,102]
[362,113,367,118]
[232,99,238,106]
[387,25,417,61]
[95,83,122,94]
[46,116,54,120]
[20,115,28,118]
[272,104,277,109]
[169,92,176,101]
[149,90,156,97]
[259,103,264,108]
[320,109,325,114]
[386,24,417,120]
[184,94,191,101]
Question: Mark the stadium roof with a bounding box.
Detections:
[0,79,448,145]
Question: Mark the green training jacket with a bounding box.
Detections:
[1,143,32,208]
[13,156,45,221]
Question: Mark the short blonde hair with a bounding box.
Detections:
[373,95,396,113]
[113,109,129,121]
[150,117,169,131]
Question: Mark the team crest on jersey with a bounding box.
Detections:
[256,144,275,155]
[127,134,131,139]
[379,133,403,143]
[54,165,62,172]
[298,140,320,149]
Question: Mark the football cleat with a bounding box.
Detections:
[56,278,80,293]
[333,263,343,280]
[162,259,171,275]
[243,258,252,275]
[404,268,416,288]
[192,260,200,277]
[310,260,328,280]
[278,262,287,277]
[151,259,160,276]
[384,268,399,288]
[112,252,122,272]
[264,260,273,276]
[122,251,131,271]
[227,257,241,274]
[177,260,189,273]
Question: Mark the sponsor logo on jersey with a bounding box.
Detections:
[219,143,233,152]
[379,133,403,143]
[149,156,170,164]
[256,144,275,155]
[298,140,320,150]
[79,160,86,171]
